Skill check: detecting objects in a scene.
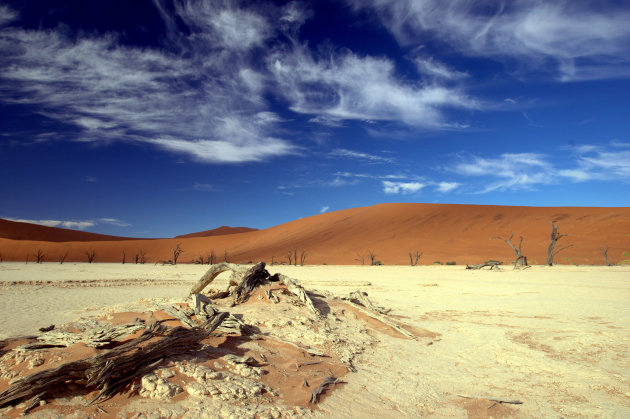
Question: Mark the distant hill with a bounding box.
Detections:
[175,226,258,239]
[0,218,144,242]
[1,204,629,265]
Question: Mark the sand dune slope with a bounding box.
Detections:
[1,204,629,265]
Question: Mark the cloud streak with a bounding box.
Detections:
[351,0,630,81]
[270,47,479,128]
[0,2,294,163]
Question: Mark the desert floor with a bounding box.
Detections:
[0,263,629,418]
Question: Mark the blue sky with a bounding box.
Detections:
[1,0,629,237]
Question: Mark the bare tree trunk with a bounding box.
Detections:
[600,245,611,266]
[368,250,376,266]
[121,251,126,264]
[355,253,364,265]
[86,251,96,264]
[286,249,293,266]
[172,244,183,265]
[300,250,307,266]
[59,252,68,264]
[35,249,46,264]
[546,221,573,266]
[408,251,422,266]
[492,232,527,267]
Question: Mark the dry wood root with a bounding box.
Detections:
[457,394,523,404]
[310,376,344,403]
[343,291,414,339]
[0,313,228,409]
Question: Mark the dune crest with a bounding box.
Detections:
[1,203,628,265]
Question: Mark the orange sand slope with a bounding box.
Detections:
[1,203,629,265]
[175,226,258,239]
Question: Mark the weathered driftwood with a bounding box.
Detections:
[265,289,279,303]
[18,321,147,350]
[343,291,390,314]
[310,376,344,403]
[457,394,523,404]
[343,292,414,339]
[465,260,503,270]
[0,313,227,410]
[188,262,244,296]
[276,274,320,316]
[231,262,273,304]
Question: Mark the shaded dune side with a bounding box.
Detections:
[175,226,258,239]
[0,219,145,242]
[1,204,629,265]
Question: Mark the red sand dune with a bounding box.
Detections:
[175,226,258,239]
[0,218,144,242]
[1,204,629,265]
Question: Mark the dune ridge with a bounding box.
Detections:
[1,203,629,265]
[174,226,258,239]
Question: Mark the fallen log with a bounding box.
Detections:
[188,262,244,296]
[466,260,503,270]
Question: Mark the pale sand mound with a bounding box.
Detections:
[0,265,435,418]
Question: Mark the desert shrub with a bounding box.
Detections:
[433,261,442,265]
[446,261,456,265]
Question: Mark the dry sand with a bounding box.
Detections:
[0,263,628,418]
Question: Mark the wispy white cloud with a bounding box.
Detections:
[351,0,630,81]
[270,47,479,128]
[558,146,630,182]
[4,218,96,230]
[450,143,630,192]
[0,3,295,164]
[329,148,394,163]
[319,205,330,213]
[413,57,469,80]
[452,152,553,192]
[382,180,425,195]
[99,218,131,227]
[435,181,460,193]
[0,5,17,26]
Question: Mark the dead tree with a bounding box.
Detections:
[209,250,216,265]
[172,244,183,265]
[135,249,147,264]
[86,251,96,264]
[599,245,612,266]
[223,249,229,263]
[354,253,365,265]
[546,221,573,266]
[492,232,527,267]
[286,249,294,266]
[300,250,308,266]
[121,251,126,264]
[58,252,68,264]
[35,249,46,264]
[368,250,377,266]
[409,251,422,266]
